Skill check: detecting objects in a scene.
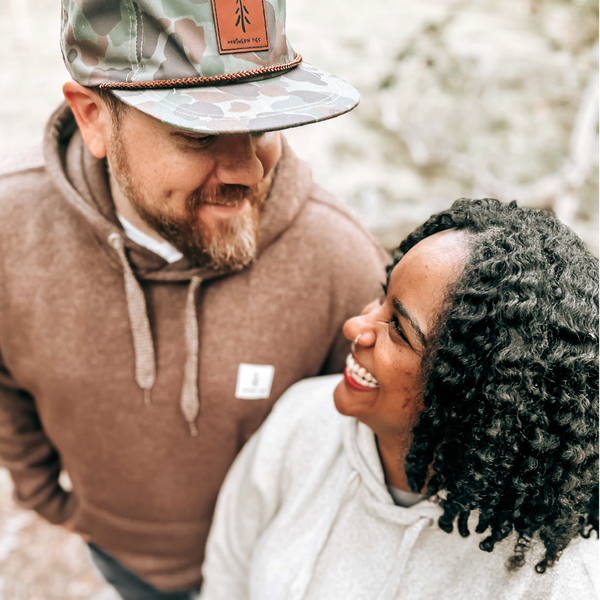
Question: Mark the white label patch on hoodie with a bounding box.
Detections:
[235,364,275,399]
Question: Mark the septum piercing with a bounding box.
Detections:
[354,334,362,345]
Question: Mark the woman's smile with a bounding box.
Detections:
[344,353,379,390]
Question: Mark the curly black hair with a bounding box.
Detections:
[392,198,599,573]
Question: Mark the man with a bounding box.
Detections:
[0,1,388,598]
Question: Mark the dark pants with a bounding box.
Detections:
[88,543,200,600]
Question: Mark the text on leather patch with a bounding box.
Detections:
[211,0,270,54]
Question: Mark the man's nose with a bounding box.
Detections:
[215,134,264,187]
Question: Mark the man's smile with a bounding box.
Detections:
[197,198,251,221]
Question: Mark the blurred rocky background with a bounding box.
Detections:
[0,0,598,598]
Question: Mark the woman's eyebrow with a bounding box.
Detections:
[392,297,426,347]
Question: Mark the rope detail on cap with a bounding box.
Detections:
[99,53,303,90]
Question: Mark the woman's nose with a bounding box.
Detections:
[360,299,380,316]
[343,301,378,347]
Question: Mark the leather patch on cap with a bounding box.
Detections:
[211,0,270,54]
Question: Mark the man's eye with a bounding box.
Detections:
[180,134,215,147]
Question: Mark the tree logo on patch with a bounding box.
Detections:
[211,0,270,54]
[235,0,251,33]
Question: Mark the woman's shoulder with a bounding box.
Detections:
[523,536,599,599]
[558,535,599,598]
[270,374,344,426]
[253,374,346,460]
[502,537,600,600]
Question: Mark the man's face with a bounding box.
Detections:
[106,106,282,271]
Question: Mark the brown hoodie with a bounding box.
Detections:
[0,103,389,591]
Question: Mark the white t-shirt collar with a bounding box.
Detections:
[118,215,184,264]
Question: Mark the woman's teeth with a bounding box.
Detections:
[346,354,379,388]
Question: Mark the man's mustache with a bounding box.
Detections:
[187,184,250,209]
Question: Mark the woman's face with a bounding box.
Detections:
[333,230,468,439]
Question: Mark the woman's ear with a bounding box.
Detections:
[62,81,112,159]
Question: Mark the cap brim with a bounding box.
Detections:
[111,62,359,135]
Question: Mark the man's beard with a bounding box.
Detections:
[108,134,272,272]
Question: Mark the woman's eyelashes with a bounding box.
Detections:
[380,283,409,344]
[389,315,409,344]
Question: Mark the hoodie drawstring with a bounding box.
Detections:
[108,233,156,405]
[108,233,202,437]
[180,276,202,437]
[376,517,430,600]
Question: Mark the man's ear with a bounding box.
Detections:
[62,81,112,159]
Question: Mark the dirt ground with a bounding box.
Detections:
[0,471,118,600]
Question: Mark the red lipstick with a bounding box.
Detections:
[344,366,376,392]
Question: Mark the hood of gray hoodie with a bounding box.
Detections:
[339,401,444,597]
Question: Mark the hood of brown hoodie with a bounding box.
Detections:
[41,102,314,435]
[43,102,313,283]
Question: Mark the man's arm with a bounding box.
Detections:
[0,351,76,524]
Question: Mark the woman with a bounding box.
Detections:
[200,198,598,599]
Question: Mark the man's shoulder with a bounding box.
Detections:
[300,185,383,249]
[0,145,71,256]
[0,145,54,213]
[0,145,47,181]
[283,185,390,276]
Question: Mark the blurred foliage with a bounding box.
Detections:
[328,0,599,252]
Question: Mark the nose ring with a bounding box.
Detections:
[354,334,362,345]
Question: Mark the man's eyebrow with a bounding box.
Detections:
[392,297,427,347]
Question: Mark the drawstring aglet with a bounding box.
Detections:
[188,422,199,437]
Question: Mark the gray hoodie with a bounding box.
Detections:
[201,375,599,600]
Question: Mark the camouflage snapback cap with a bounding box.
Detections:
[60,0,360,134]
